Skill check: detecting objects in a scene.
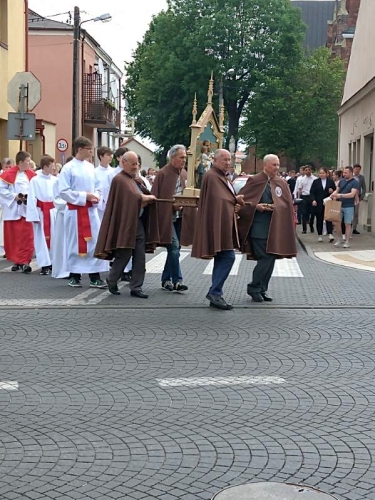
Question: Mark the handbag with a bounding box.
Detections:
[324,199,342,222]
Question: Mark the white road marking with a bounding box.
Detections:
[86,282,128,305]
[272,258,303,277]
[65,288,98,305]
[157,376,286,387]
[146,251,189,274]
[0,381,19,391]
[203,254,243,275]
[1,260,40,272]
[315,250,375,273]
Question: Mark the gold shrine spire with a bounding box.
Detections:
[207,72,214,105]
[219,100,225,132]
[192,93,197,124]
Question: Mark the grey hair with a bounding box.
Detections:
[263,154,279,164]
[214,148,230,159]
[168,144,186,159]
[1,157,14,167]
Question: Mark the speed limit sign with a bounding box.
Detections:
[56,138,68,152]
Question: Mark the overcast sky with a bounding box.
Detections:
[28,0,168,70]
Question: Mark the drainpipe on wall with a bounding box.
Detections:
[25,0,29,70]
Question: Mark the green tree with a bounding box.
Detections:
[124,0,305,162]
[242,47,346,166]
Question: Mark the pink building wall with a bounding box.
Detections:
[29,32,96,161]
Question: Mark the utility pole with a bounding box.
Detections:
[72,6,80,151]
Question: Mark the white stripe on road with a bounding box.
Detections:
[203,253,243,275]
[0,381,19,391]
[1,260,40,272]
[157,376,286,387]
[272,258,303,277]
[86,282,128,305]
[146,251,189,274]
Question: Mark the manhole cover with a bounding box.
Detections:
[212,482,338,499]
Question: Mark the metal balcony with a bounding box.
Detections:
[83,73,120,131]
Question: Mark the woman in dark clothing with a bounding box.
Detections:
[310,167,336,242]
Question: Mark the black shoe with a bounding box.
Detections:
[22,264,32,274]
[130,290,149,299]
[310,227,314,233]
[302,231,307,234]
[247,288,264,302]
[11,264,21,271]
[206,293,233,310]
[121,271,132,282]
[106,279,120,295]
[40,266,50,275]
[174,282,188,292]
[261,292,273,302]
[352,229,360,235]
[161,280,174,291]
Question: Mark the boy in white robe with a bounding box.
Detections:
[26,155,58,275]
[94,146,113,222]
[57,136,109,288]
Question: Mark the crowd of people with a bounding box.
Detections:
[0,140,300,310]
[284,164,364,248]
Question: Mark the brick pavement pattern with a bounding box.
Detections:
[0,308,375,499]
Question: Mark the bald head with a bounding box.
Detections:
[122,151,139,177]
[213,149,231,173]
[263,154,280,178]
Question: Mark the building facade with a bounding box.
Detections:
[292,0,336,50]
[327,0,361,68]
[0,0,26,160]
[338,0,374,231]
[28,10,122,164]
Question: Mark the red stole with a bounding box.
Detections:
[67,202,93,255]
[36,200,55,249]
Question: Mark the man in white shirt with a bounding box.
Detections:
[94,146,113,222]
[57,136,109,288]
[298,165,317,233]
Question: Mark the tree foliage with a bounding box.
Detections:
[123,0,305,161]
[241,47,346,166]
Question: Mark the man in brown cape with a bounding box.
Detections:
[238,154,297,303]
[192,149,244,310]
[149,144,193,292]
[95,151,156,298]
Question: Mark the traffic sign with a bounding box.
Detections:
[7,112,36,140]
[56,138,69,152]
[7,72,41,111]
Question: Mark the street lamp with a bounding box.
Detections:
[71,6,112,149]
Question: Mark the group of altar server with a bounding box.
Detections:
[0,137,127,287]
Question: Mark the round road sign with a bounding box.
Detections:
[56,139,69,152]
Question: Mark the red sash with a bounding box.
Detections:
[67,202,93,255]
[0,166,36,184]
[36,200,54,249]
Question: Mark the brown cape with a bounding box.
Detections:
[95,171,143,260]
[149,164,196,246]
[237,171,297,259]
[191,167,238,259]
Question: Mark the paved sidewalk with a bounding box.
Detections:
[297,225,375,272]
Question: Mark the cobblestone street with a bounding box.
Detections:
[1,253,375,500]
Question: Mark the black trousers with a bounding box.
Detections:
[247,238,276,293]
[315,208,333,236]
[107,219,146,291]
[301,195,314,232]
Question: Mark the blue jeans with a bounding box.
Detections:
[209,250,235,296]
[162,218,183,284]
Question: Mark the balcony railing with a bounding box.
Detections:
[83,73,120,130]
